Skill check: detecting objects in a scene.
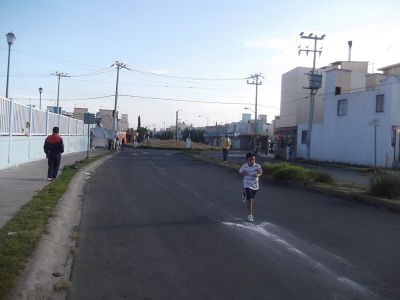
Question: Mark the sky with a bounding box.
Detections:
[1,0,400,130]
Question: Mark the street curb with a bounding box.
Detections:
[186,151,400,213]
[10,152,117,300]
[304,183,400,212]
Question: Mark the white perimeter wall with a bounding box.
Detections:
[0,135,88,170]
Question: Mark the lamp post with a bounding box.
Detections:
[5,32,16,99]
[198,115,209,126]
[38,87,43,110]
[244,107,255,113]
[176,109,182,141]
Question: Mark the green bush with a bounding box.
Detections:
[263,162,291,176]
[309,169,334,183]
[263,162,333,184]
[369,174,400,199]
[273,165,310,182]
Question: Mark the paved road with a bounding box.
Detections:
[68,149,400,300]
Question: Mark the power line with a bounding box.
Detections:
[0,48,105,70]
[126,65,248,81]
[68,67,115,78]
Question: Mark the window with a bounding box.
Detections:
[335,87,341,95]
[376,94,384,112]
[301,130,307,144]
[337,99,347,116]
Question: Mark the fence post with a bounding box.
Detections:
[7,99,13,163]
[68,116,71,152]
[28,104,32,159]
[45,110,49,136]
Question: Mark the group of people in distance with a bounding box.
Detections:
[221,135,263,222]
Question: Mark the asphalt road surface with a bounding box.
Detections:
[68,149,400,300]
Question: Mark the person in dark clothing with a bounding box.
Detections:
[121,138,125,151]
[43,127,64,181]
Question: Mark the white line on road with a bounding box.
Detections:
[222,221,379,299]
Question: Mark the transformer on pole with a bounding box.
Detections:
[298,32,325,160]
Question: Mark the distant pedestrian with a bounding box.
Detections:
[221,134,231,163]
[116,137,120,151]
[239,152,263,222]
[43,127,64,181]
[121,138,125,151]
[285,145,290,160]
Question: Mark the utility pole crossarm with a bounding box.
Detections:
[298,32,325,161]
[246,73,263,150]
[112,61,128,132]
[51,71,69,127]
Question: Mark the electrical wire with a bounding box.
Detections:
[126,64,250,81]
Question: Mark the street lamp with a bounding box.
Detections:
[244,107,255,113]
[198,115,209,126]
[38,87,43,110]
[5,32,16,98]
[176,109,182,141]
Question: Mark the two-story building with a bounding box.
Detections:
[296,62,400,167]
[273,66,326,158]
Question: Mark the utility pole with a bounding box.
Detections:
[298,32,325,160]
[175,110,182,141]
[112,61,129,132]
[247,73,263,150]
[52,72,69,127]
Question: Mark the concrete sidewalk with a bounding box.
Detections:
[0,150,109,229]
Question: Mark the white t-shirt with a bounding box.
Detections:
[239,163,263,190]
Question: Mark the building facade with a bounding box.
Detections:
[296,62,400,167]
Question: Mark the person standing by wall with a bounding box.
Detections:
[43,127,64,181]
[221,134,232,163]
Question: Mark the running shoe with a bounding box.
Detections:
[247,214,254,222]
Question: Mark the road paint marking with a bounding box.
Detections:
[222,221,378,298]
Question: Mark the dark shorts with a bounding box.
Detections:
[244,188,257,200]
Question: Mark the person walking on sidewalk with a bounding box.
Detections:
[221,134,231,163]
[43,126,64,181]
[239,152,263,222]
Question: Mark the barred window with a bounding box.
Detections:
[376,94,384,112]
[337,99,347,116]
[301,130,307,144]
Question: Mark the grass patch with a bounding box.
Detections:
[0,156,104,300]
[263,162,333,184]
[369,174,400,199]
[127,140,219,151]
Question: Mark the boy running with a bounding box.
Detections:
[239,152,263,222]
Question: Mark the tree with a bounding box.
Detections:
[137,115,141,130]
[155,131,174,140]
[182,128,205,143]
[136,126,147,142]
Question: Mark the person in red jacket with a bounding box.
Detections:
[43,127,64,181]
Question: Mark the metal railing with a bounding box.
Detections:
[0,97,87,136]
